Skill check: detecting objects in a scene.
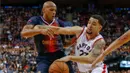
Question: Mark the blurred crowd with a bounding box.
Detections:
[0,48,37,73]
[0,6,130,73]
[109,70,130,73]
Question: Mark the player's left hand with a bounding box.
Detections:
[55,56,71,62]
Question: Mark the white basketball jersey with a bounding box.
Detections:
[75,27,104,72]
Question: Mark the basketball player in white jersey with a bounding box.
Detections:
[40,15,108,73]
[91,30,130,68]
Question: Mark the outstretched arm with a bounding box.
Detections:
[21,25,42,38]
[34,25,83,36]
[70,39,105,64]
[55,26,83,36]
[57,39,106,64]
[92,30,130,67]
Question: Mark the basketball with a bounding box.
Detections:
[49,61,69,73]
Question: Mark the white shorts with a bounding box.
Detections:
[79,63,108,73]
[91,64,108,73]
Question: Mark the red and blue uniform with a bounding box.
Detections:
[27,16,74,73]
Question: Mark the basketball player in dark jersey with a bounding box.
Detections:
[21,1,74,73]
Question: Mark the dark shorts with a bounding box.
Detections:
[36,50,74,73]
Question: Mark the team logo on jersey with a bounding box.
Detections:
[28,19,32,22]
[77,43,92,56]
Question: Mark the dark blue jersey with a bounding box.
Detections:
[27,16,63,55]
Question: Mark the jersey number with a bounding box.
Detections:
[79,46,90,56]
[79,50,88,56]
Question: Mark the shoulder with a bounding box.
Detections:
[90,38,106,57]
[94,39,106,47]
[27,16,41,25]
[94,34,105,44]
[55,18,65,27]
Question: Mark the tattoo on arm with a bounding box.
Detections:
[90,39,106,57]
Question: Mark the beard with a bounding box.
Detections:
[86,30,92,34]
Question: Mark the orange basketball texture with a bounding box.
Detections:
[49,61,69,73]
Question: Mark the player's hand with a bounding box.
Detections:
[40,28,55,38]
[40,26,59,38]
[91,64,96,69]
[55,56,71,62]
[47,26,60,34]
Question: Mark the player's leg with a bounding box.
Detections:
[37,62,50,73]
[36,56,51,73]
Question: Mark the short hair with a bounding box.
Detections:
[43,1,56,8]
[91,15,105,26]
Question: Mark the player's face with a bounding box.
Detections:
[43,6,57,21]
[86,17,102,35]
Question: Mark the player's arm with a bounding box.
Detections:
[34,25,83,35]
[92,30,130,67]
[66,39,105,64]
[21,25,57,38]
[21,25,42,38]
[54,26,82,35]
[21,16,46,38]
